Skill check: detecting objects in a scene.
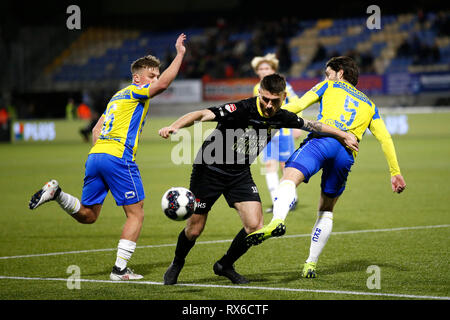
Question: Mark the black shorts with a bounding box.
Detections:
[190,165,261,214]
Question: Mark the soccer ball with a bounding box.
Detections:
[161,187,196,221]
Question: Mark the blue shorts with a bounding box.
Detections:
[263,129,295,162]
[81,153,145,206]
[285,135,354,198]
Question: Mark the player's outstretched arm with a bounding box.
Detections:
[148,33,187,98]
[302,119,359,152]
[91,115,105,145]
[391,174,406,193]
[159,109,215,139]
[369,115,406,193]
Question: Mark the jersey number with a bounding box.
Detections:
[340,95,359,126]
[101,104,117,135]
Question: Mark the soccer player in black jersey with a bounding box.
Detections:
[159,73,358,284]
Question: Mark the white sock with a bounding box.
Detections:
[265,171,279,204]
[271,180,297,222]
[56,191,81,215]
[306,211,333,263]
[115,239,136,271]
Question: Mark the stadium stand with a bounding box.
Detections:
[41,10,449,90]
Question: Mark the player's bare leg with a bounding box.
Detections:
[164,213,208,285]
[110,200,145,280]
[302,192,338,278]
[120,201,145,242]
[214,201,262,284]
[235,201,263,234]
[185,211,208,240]
[71,204,102,224]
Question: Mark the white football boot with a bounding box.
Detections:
[110,266,144,281]
[29,180,61,210]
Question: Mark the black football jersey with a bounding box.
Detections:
[193,97,304,175]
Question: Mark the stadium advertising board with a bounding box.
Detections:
[13,121,56,142]
[11,120,90,143]
[202,72,450,101]
[151,80,203,103]
[414,72,450,92]
[119,80,203,104]
[203,78,258,101]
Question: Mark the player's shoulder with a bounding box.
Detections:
[238,96,257,108]
[129,83,150,92]
[216,97,254,115]
[334,81,373,103]
[278,107,297,117]
[310,79,331,94]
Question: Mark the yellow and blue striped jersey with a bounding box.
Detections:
[283,80,401,176]
[89,83,152,161]
[253,81,302,136]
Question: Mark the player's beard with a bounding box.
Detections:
[262,106,277,117]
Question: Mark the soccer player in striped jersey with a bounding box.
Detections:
[251,53,303,213]
[246,56,406,278]
[28,33,187,281]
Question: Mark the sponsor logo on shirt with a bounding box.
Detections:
[225,104,237,113]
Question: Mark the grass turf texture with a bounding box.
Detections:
[0,113,449,300]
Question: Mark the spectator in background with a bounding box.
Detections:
[276,37,292,73]
[416,8,427,30]
[360,51,375,73]
[312,43,327,63]
[66,98,76,121]
[430,42,441,63]
[434,11,450,36]
[79,90,110,142]
[0,107,9,126]
[397,38,413,57]
[0,106,10,142]
[77,102,91,121]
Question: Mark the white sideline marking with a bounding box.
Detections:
[0,275,448,300]
[0,224,449,260]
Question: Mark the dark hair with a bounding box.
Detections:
[130,55,161,74]
[260,73,286,94]
[326,56,359,86]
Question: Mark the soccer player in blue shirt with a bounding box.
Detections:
[246,56,406,278]
[28,33,187,281]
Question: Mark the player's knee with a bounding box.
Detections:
[244,220,263,234]
[185,226,203,240]
[75,205,101,224]
[185,222,205,240]
[131,209,145,223]
[124,202,145,222]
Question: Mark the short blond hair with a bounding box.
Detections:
[130,55,161,74]
[251,53,279,72]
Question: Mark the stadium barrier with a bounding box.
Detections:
[203,72,450,100]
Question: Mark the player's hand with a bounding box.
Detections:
[391,174,406,193]
[341,132,359,152]
[175,33,186,56]
[159,126,178,139]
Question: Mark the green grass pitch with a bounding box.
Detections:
[0,112,449,301]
